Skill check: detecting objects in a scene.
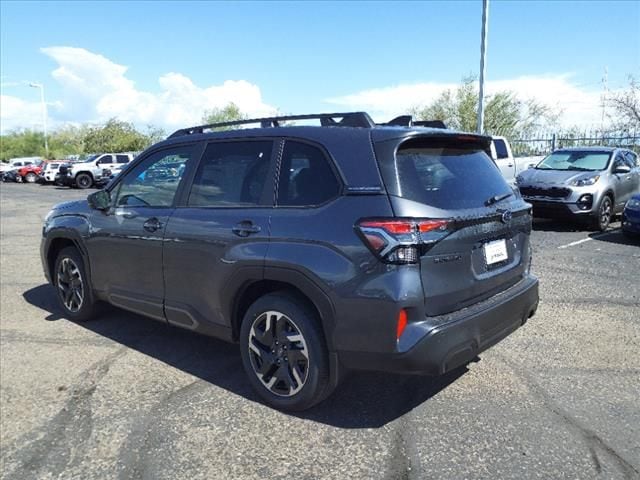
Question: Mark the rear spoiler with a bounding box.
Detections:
[380,115,447,129]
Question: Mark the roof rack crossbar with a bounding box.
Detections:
[168,112,375,138]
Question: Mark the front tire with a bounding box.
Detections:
[592,195,613,232]
[239,292,333,411]
[54,246,99,321]
[75,173,93,189]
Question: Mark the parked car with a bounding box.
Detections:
[622,193,640,238]
[39,161,64,184]
[41,112,539,410]
[516,147,640,231]
[56,153,134,188]
[15,162,44,183]
[489,136,517,182]
[0,157,41,174]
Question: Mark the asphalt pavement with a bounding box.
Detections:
[1,182,638,480]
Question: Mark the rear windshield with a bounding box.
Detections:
[380,138,512,209]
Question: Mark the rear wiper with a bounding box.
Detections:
[485,192,514,206]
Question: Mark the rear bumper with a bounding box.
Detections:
[339,275,539,375]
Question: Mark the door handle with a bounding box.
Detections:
[232,221,261,237]
[143,217,164,233]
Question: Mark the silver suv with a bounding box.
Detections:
[516,147,640,230]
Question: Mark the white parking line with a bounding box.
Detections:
[558,238,592,249]
[557,229,619,249]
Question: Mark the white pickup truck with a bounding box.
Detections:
[489,136,542,183]
[57,153,134,189]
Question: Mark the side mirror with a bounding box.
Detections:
[87,189,111,211]
[613,164,631,174]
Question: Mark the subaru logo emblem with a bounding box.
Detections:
[501,210,512,223]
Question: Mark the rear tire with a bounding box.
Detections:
[239,292,333,411]
[24,172,37,183]
[75,173,93,189]
[54,246,99,322]
[591,195,612,232]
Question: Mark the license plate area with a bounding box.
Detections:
[484,239,508,266]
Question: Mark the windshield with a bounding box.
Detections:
[84,154,99,162]
[536,151,611,171]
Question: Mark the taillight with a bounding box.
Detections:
[356,217,450,264]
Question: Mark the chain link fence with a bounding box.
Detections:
[511,129,640,157]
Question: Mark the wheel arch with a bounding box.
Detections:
[229,269,336,350]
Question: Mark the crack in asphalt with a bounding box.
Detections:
[115,352,244,480]
[1,346,128,480]
[497,355,640,479]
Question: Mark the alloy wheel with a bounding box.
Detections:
[57,257,84,312]
[600,197,612,229]
[247,310,309,397]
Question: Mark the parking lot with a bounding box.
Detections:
[0,182,638,479]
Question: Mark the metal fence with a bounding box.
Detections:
[510,129,640,157]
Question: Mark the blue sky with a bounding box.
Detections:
[1,0,639,132]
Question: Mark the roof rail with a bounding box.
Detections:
[168,112,375,138]
[381,115,447,129]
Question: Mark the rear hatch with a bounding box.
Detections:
[374,133,532,316]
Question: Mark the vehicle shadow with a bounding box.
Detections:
[23,284,468,429]
[589,229,639,246]
[531,218,587,232]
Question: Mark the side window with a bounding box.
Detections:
[97,155,112,165]
[115,146,194,208]
[623,151,637,168]
[613,153,626,169]
[116,155,130,164]
[188,141,272,207]
[277,141,340,206]
[493,139,509,159]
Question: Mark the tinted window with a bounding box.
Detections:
[613,154,626,169]
[97,155,112,165]
[277,141,340,206]
[188,141,272,207]
[623,151,638,168]
[115,146,194,207]
[379,138,511,210]
[116,155,130,164]
[494,139,509,159]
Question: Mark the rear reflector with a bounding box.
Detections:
[397,309,408,341]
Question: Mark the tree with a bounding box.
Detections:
[410,76,559,138]
[201,103,246,130]
[607,75,640,131]
[83,118,151,153]
[0,130,46,161]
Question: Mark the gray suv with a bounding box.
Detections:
[41,112,539,410]
[516,147,640,230]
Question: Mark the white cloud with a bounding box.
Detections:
[0,46,276,133]
[326,75,606,128]
[0,95,44,131]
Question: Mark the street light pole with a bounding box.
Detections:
[477,0,489,134]
[29,82,49,157]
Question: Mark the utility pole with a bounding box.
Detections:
[29,82,49,157]
[600,66,608,131]
[477,0,489,134]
